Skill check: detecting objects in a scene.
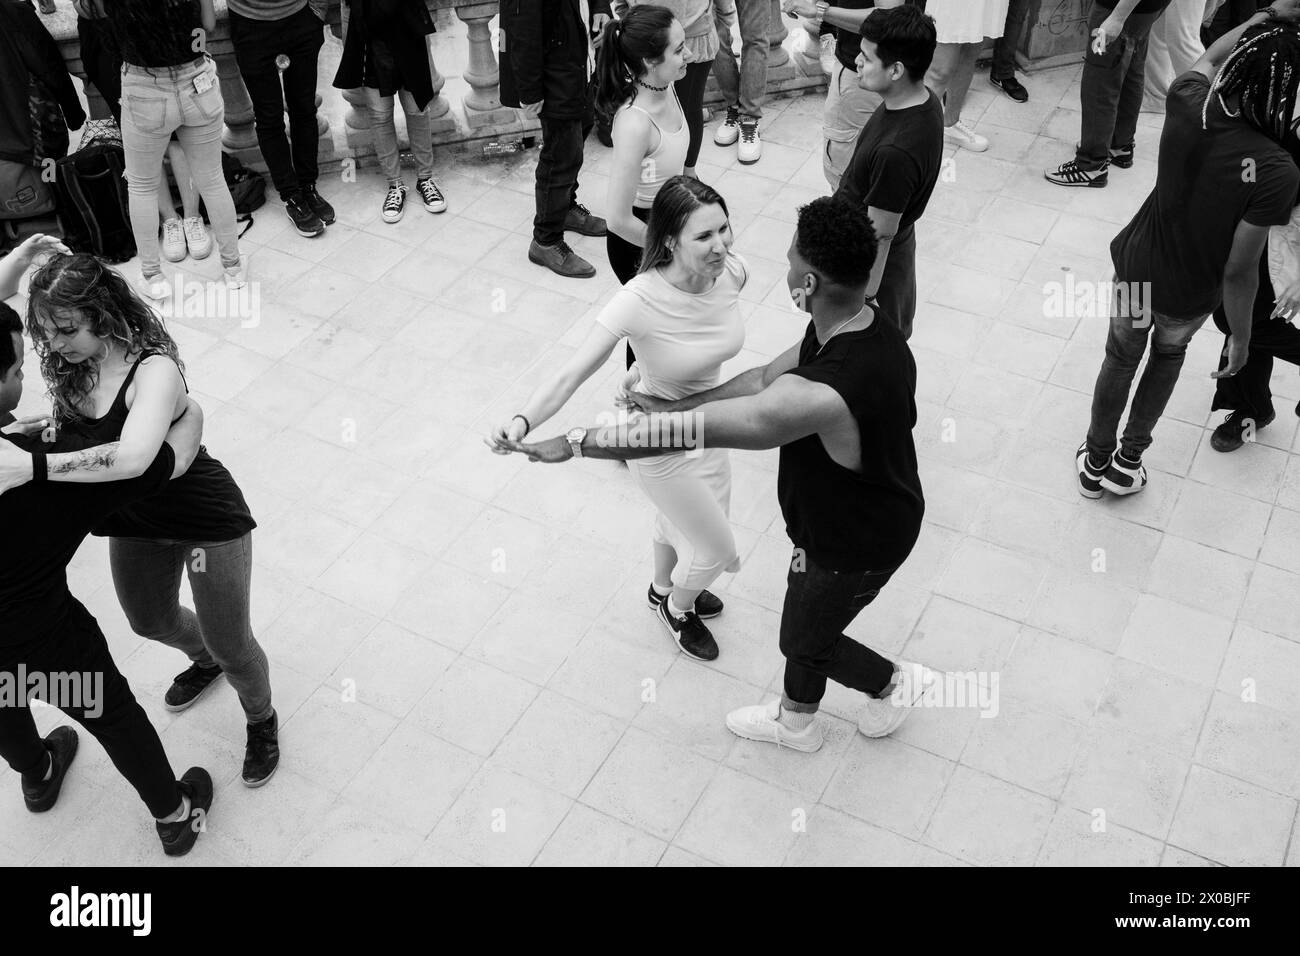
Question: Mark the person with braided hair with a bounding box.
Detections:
[1077,3,1300,500]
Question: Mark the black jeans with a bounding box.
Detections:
[1076,5,1161,169]
[607,205,651,369]
[534,97,596,246]
[1211,251,1300,420]
[991,0,1033,81]
[779,550,897,711]
[675,60,713,169]
[229,5,325,199]
[0,601,180,819]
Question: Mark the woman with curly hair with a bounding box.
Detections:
[21,254,278,788]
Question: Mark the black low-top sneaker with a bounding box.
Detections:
[22,727,78,813]
[155,767,213,857]
[284,191,326,237]
[654,599,719,661]
[991,74,1028,103]
[1211,410,1275,452]
[164,663,223,713]
[416,177,447,213]
[1107,145,1135,169]
[646,584,724,620]
[564,202,607,236]
[382,182,407,224]
[301,183,336,224]
[242,711,280,788]
[1045,159,1109,187]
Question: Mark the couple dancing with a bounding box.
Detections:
[488,179,932,751]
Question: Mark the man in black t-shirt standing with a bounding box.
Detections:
[1079,7,1300,499]
[500,198,934,752]
[0,302,214,856]
[831,4,943,341]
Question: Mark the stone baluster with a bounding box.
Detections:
[216,49,258,151]
[457,2,519,129]
[765,0,796,83]
[425,35,460,135]
[789,11,826,78]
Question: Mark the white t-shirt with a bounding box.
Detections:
[596,252,748,401]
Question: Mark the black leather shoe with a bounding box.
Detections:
[242,711,280,788]
[22,727,78,813]
[1211,410,1274,452]
[528,239,596,278]
[155,767,213,857]
[164,662,223,713]
[991,74,1028,103]
[564,203,607,237]
[646,584,724,620]
[301,183,336,225]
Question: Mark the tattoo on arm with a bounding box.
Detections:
[48,443,121,476]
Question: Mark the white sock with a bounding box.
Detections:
[667,596,692,621]
[651,582,671,598]
[159,793,191,824]
[778,706,814,731]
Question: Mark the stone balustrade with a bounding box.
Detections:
[41,0,828,176]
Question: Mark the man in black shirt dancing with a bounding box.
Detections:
[500,197,935,751]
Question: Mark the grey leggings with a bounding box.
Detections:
[109,533,272,723]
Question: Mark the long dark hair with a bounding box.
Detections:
[638,176,730,275]
[1205,23,1300,144]
[594,5,676,123]
[104,0,203,67]
[25,255,184,425]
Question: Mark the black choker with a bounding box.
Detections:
[637,79,668,92]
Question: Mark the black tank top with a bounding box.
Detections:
[55,351,256,542]
[776,314,924,572]
[107,0,204,69]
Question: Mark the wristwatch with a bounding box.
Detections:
[565,427,588,459]
[815,1,830,24]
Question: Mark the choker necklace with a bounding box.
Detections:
[637,79,668,92]
[816,305,869,355]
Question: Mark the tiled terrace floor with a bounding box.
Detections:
[4,60,1300,867]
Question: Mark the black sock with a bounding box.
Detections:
[1086,453,1109,472]
[22,748,51,787]
[1115,450,1141,467]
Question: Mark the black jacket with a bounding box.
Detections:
[333,0,438,110]
[499,0,611,120]
[0,0,86,165]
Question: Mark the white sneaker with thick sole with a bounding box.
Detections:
[944,120,989,152]
[858,661,937,738]
[183,216,212,259]
[737,121,762,164]
[161,218,187,262]
[726,700,823,753]
[713,106,740,146]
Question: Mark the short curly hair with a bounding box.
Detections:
[794,196,877,287]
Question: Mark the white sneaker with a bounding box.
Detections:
[725,700,824,753]
[737,120,762,164]
[944,120,989,152]
[223,259,246,291]
[183,216,212,260]
[713,106,740,146]
[858,661,937,738]
[161,218,186,262]
[139,272,171,301]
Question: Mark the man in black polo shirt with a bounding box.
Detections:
[499,197,933,751]
[0,301,213,856]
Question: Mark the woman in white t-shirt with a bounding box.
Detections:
[487,176,745,663]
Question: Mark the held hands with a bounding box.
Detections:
[498,436,573,464]
[0,414,53,440]
[1091,16,1125,55]
[781,0,819,18]
[484,415,529,455]
[1211,336,1250,379]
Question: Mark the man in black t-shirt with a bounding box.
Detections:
[1079,9,1300,499]
[0,304,214,856]
[500,198,933,752]
[831,5,943,341]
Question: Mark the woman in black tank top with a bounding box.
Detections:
[23,255,279,789]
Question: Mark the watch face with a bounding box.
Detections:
[566,428,586,443]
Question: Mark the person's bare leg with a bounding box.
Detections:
[943,42,982,126]
[925,42,961,113]
[652,542,676,593]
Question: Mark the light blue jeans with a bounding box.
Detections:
[366,88,435,184]
[119,56,242,274]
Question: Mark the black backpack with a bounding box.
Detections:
[170,151,266,238]
[52,141,136,263]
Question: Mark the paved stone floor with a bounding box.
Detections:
[4,60,1300,867]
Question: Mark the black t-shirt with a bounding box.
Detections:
[834,87,944,233]
[777,312,924,572]
[105,0,203,68]
[0,436,174,645]
[50,352,256,542]
[1111,72,1300,318]
[821,0,875,73]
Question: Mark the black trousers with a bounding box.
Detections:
[534,88,596,245]
[0,601,180,819]
[229,5,325,200]
[990,0,1033,81]
[675,60,713,169]
[1211,251,1300,420]
[779,550,897,710]
[607,206,651,368]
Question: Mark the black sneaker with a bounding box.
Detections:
[1045,159,1109,187]
[991,74,1028,103]
[301,183,335,225]
[381,182,407,224]
[646,583,724,620]
[564,202,607,237]
[155,767,213,857]
[654,598,719,661]
[1108,145,1135,169]
[415,177,448,213]
[1211,410,1275,453]
[22,726,78,813]
[242,711,280,788]
[1076,443,1106,499]
[164,662,223,713]
[284,191,326,237]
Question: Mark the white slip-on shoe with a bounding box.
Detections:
[726,700,823,753]
[858,661,937,738]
